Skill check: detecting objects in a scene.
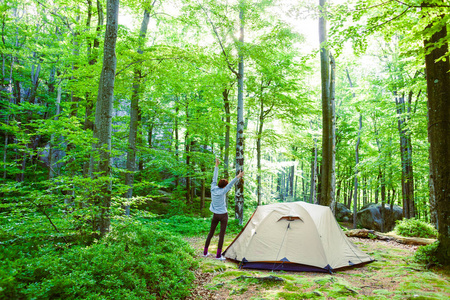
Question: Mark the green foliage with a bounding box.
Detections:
[0,219,197,299]
[368,233,377,239]
[394,218,437,238]
[414,242,440,266]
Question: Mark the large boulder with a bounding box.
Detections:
[356,203,403,232]
[335,202,352,222]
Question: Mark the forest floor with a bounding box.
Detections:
[184,236,450,299]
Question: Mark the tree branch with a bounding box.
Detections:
[29,199,69,244]
[197,1,238,76]
[367,6,410,32]
[34,0,73,32]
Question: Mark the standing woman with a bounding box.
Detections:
[203,158,244,260]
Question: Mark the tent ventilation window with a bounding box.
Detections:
[278,216,303,222]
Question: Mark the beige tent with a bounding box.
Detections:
[223,201,374,273]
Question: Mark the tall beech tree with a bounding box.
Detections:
[318,0,335,208]
[198,0,247,223]
[124,3,153,216]
[423,9,450,264]
[92,0,120,235]
[234,1,245,224]
[353,114,362,228]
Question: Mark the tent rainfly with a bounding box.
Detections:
[223,201,374,273]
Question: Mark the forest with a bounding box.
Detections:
[0,0,449,299]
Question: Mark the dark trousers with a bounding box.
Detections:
[204,213,228,256]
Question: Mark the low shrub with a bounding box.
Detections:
[414,242,440,266]
[0,219,197,299]
[394,218,437,238]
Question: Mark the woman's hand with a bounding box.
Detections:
[237,171,244,178]
[215,158,220,167]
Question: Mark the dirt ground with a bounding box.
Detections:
[185,236,450,299]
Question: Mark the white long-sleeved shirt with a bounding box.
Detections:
[210,166,240,214]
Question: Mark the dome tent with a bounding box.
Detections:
[223,201,374,273]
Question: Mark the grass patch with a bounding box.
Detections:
[200,261,232,273]
[215,270,249,279]
[276,291,323,299]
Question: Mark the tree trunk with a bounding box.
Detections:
[289,164,295,197]
[395,93,415,218]
[223,89,231,180]
[200,164,206,215]
[84,0,103,178]
[49,84,62,180]
[423,15,450,264]
[348,180,353,209]
[329,53,336,214]
[174,97,180,187]
[234,3,245,225]
[309,122,318,204]
[302,162,307,201]
[353,114,362,229]
[257,95,264,206]
[92,0,119,236]
[124,8,151,216]
[185,100,191,204]
[319,0,332,207]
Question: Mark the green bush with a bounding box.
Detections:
[0,219,197,300]
[414,242,440,266]
[394,218,437,238]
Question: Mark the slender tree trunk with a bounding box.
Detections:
[200,162,206,215]
[319,0,332,207]
[348,181,353,209]
[185,100,191,204]
[353,114,362,229]
[174,97,180,187]
[289,164,295,197]
[256,96,264,206]
[423,14,450,264]
[223,89,231,180]
[309,121,318,204]
[49,84,62,180]
[395,93,415,218]
[234,3,245,225]
[285,167,289,198]
[2,31,9,179]
[84,0,103,178]
[329,53,336,213]
[302,162,307,201]
[124,8,151,216]
[92,0,119,236]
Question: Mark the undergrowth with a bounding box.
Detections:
[394,218,437,238]
[0,218,197,299]
[414,242,440,266]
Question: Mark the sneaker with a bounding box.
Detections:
[215,256,226,261]
[202,252,210,257]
